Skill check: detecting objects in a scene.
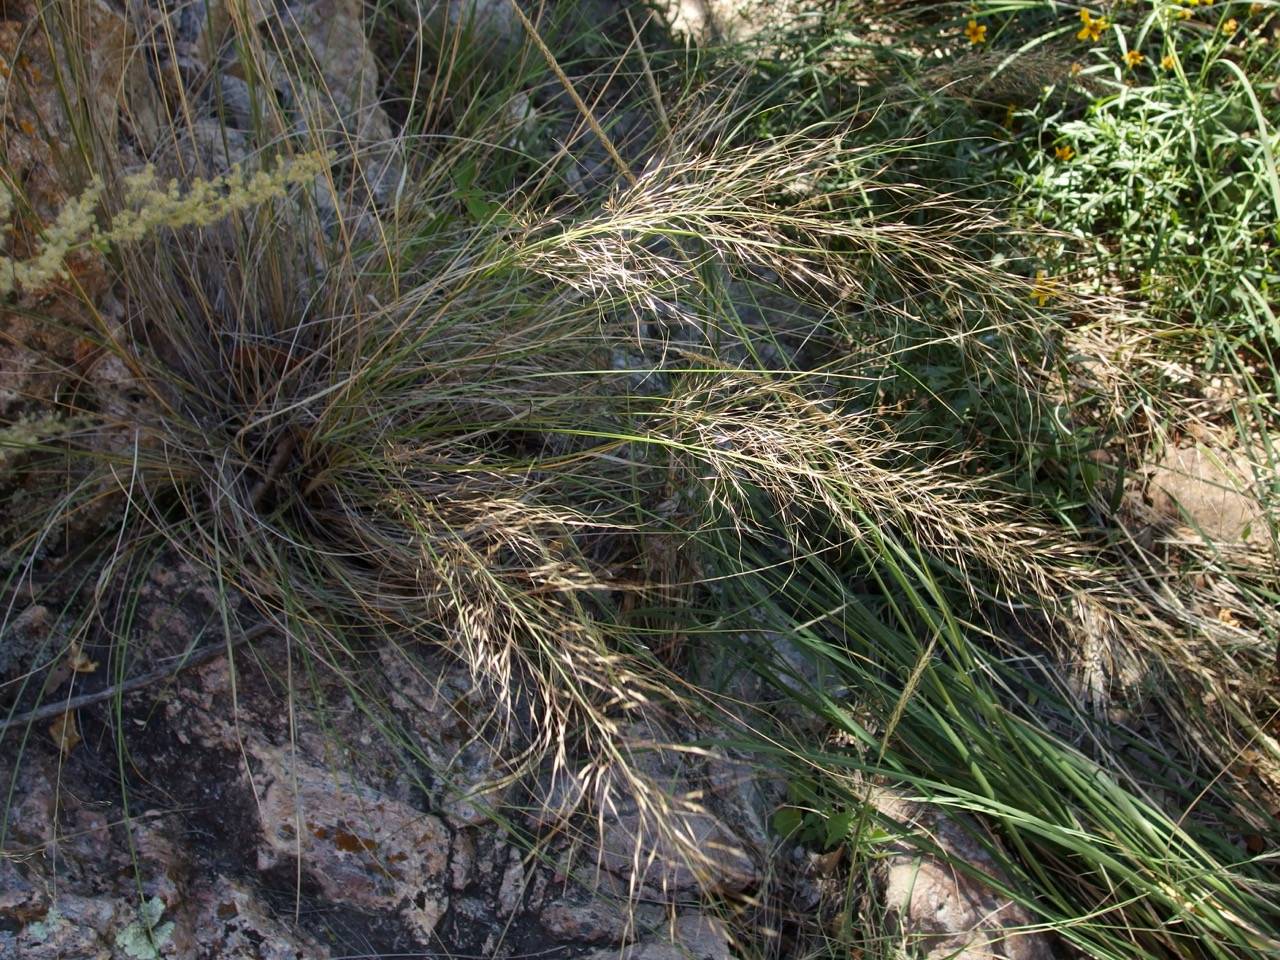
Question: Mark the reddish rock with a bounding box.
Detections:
[251,743,453,944]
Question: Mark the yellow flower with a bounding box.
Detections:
[1223,16,1239,31]
[1161,52,1176,68]
[1077,9,1110,41]
[1031,270,1059,306]
[1125,49,1146,67]
[1177,7,1192,16]
[1055,144,1076,161]
[1070,61,1085,76]
[965,18,987,44]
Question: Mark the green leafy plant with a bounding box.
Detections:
[113,897,174,960]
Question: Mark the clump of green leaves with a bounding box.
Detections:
[771,777,860,851]
[113,897,174,960]
[1017,1,1280,348]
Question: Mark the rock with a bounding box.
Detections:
[600,803,758,896]
[4,515,769,958]
[450,830,475,890]
[540,897,647,945]
[497,847,526,916]
[282,0,406,203]
[289,0,388,140]
[501,90,537,149]
[380,648,512,827]
[662,0,804,44]
[591,739,760,896]
[180,876,331,959]
[1148,440,1271,545]
[0,748,207,957]
[205,73,267,132]
[578,912,732,960]
[145,121,245,215]
[10,894,120,960]
[112,896,179,959]
[251,743,453,944]
[128,822,191,908]
[0,857,43,924]
[136,0,400,202]
[525,762,593,829]
[537,727,761,898]
[441,738,509,826]
[125,0,278,154]
[2,752,60,850]
[704,750,782,858]
[692,627,835,743]
[419,0,525,67]
[873,792,1054,960]
[0,603,51,678]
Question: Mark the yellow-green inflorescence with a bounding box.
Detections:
[0,150,333,297]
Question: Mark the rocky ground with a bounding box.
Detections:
[1,549,1056,960]
[0,554,760,958]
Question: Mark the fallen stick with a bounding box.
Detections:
[0,623,274,734]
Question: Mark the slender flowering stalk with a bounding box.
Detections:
[0,180,103,295]
[0,151,333,297]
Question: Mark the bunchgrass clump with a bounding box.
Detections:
[3,3,1278,959]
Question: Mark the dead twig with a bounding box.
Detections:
[0,623,274,734]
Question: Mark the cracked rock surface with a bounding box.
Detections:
[1,558,755,959]
[873,791,1055,960]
